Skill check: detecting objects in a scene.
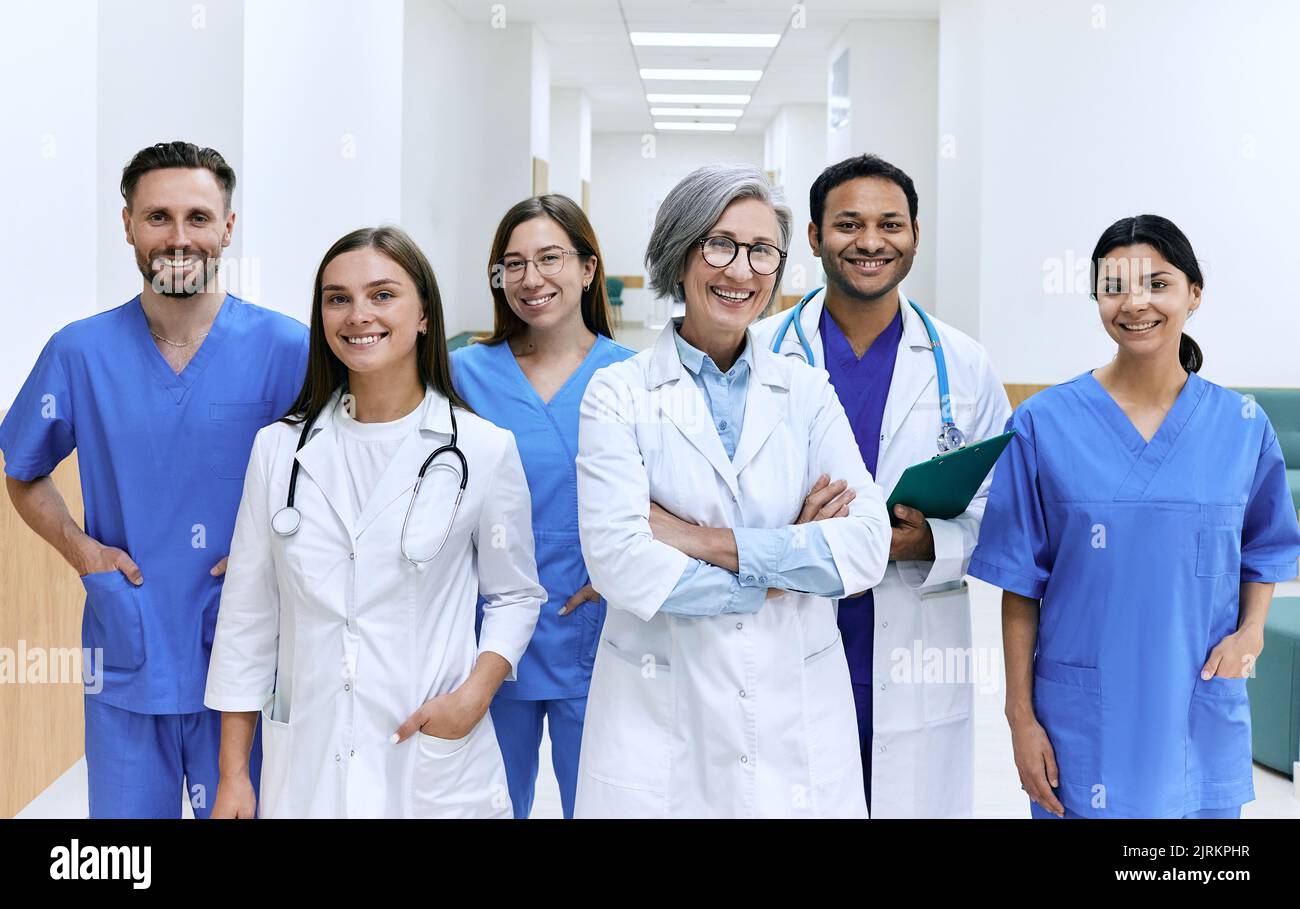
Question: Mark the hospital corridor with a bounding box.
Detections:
[3,0,1300,865]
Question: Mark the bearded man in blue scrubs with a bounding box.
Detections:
[1,141,308,818]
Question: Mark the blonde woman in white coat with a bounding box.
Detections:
[205,227,544,818]
[574,165,892,818]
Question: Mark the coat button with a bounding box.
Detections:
[739,689,746,698]
[344,684,351,692]
[735,622,743,630]
[335,753,341,762]
[739,755,748,764]
[881,621,888,628]
[880,683,887,691]
[349,552,355,560]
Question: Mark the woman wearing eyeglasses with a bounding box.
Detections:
[449,195,635,818]
[204,226,544,818]
[573,165,892,818]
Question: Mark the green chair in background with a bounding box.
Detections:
[1249,597,1300,780]
[606,276,624,329]
[446,331,486,352]
[1231,389,1300,785]
[1232,387,1300,517]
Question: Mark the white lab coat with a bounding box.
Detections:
[753,291,1012,818]
[204,388,544,818]
[573,322,892,818]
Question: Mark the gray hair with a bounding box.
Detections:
[645,163,792,306]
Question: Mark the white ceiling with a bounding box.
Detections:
[444,0,939,134]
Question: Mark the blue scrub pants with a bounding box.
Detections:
[489,696,587,819]
[1029,801,1242,819]
[84,696,260,818]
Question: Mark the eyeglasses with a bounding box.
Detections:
[498,249,582,282]
[696,236,787,276]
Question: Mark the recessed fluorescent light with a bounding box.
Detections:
[655,122,738,132]
[640,68,762,82]
[646,93,751,104]
[649,107,744,117]
[631,32,780,48]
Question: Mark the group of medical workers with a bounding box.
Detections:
[4,139,1298,821]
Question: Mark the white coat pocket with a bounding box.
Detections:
[409,720,511,818]
[801,632,860,789]
[257,705,292,819]
[919,580,975,724]
[581,639,672,793]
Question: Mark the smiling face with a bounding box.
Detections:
[1094,243,1201,359]
[500,216,595,333]
[680,196,781,342]
[812,176,918,303]
[123,167,234,298]
[320,247,427,378]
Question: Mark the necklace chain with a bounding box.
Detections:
[150,329,209,348]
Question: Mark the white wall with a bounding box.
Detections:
[945,0,1300,387]
[451,22,551,334]
[7,1,1297,407]
[96,1,246,305]
[241,0,405,324]
[764,104,827,299]
[827,19,939,310]
[403,0,472,337]
[934,0,983,338]
[549,88,592,206]
[0,1,99,405]
[590,131,766,326]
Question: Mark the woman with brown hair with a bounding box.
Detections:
[450,195,634,818]
[204,225,544,818]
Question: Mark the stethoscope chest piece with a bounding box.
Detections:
[937,424,966,454]
[272,506,302,537]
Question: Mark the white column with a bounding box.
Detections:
[934,0,984,339]
[826,19,939,310]
[241,0,404,321]
[97,0,246,306]
[402,0,475,337]
[764,104,828,303]
[0,0,99,405]
[549,88,592,207]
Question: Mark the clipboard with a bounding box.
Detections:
[884,430,1016,520]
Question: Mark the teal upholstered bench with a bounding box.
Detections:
[446,331,483,352]
[1249,597,1300,779]
[1232,387,1300,517]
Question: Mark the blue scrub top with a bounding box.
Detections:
[451,334,636,700]
[820,304,903,685]
[0,295,308,714]
[970,371,1300,817]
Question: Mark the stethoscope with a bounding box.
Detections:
[270,395,469,565]
[771,287,966,454]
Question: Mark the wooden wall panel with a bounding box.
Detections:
[0,412,86,818]
[1005,384,1050,408]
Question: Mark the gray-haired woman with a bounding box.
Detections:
[572,164,893,818]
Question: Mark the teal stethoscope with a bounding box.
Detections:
[770,287,967,453]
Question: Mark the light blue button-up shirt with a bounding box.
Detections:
[658,323,845,617]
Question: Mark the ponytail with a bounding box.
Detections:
[1179,333,1202,373]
